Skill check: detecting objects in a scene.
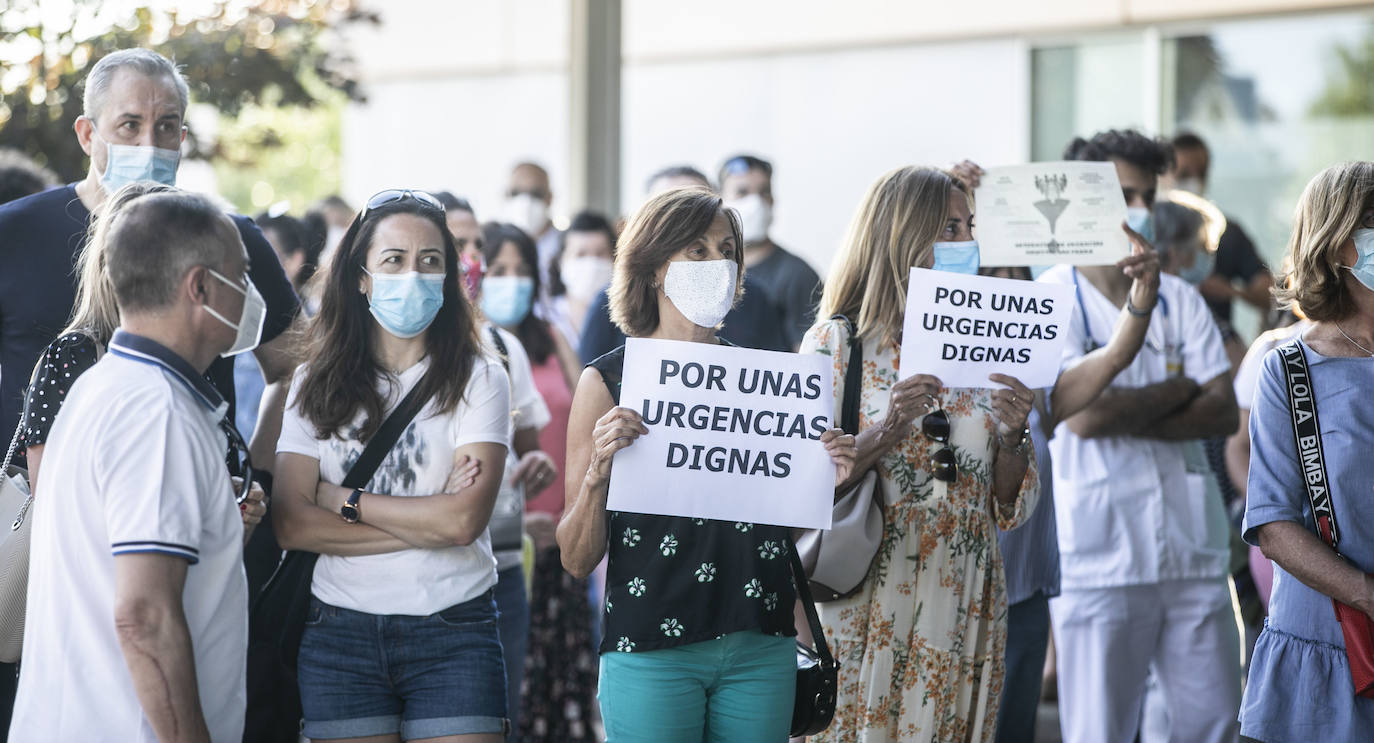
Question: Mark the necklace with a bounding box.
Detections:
[1335,321,1374,357]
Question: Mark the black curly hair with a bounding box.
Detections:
[1063,129,1173,175]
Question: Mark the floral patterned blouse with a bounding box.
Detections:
[590,345,797,654]
[802,318,1039,743]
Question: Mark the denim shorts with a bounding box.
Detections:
[297,591,508,739]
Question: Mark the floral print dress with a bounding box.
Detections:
[802,319,1039,743]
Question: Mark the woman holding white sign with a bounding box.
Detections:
[557,186,856,742]
[801,166,1040,743]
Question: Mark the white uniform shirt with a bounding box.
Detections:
[277,354,511,615]
[484,324,551,570]
[12,331,248,743]
[1038,268,1232,590]
[1233,321,1310,412]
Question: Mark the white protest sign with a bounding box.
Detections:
[607,338,835,530]
[974,161,1130,266]
[899,268,1073,389]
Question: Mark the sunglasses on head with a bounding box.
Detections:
[921,407,958,484]
[360,189,445,222]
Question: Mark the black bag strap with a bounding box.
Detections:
[832,314,862,436]
[487,326,511,374]
[1278,340,1339,548]
[341,377,432,490]
[790,545,835,670]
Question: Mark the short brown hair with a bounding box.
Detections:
[609,187,745,337]
[1276,161,1374,322]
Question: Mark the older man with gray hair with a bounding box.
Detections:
[11,191,259,742]
[0,46,299,486]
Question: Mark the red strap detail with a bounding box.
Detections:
[1319,515,1335,546]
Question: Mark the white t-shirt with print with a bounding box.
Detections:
[1039,267,1233,591]
[12,354,248,743]
[483,323,551,571]
[277,354,512,615]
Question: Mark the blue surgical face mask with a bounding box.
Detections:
[1126,207,1154,244]
[481,276,535,328]
[364,270,446,338]
[931,240,981,275]
[1179,248,1216,287]
[1344,228,1374,292]
[100,141,180,191]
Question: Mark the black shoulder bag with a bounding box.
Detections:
[243,380,432,742]
[789,544,838,736]
[1278,340,1374,698]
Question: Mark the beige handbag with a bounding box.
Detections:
[0,420,33,663]
[795,315,885,602]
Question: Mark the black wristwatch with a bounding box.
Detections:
[340,488,363,523]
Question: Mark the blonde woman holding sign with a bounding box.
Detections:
[557,187,856,742]
[801,166,1040,743]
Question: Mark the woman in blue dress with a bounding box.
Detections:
[1242,161,1374,741]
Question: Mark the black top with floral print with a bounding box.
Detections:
[20,332,100,449]
[590,345,798,654]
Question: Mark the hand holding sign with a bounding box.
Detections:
[883,373,946,437]
[987,373,1034,438]
[1118,221,1162,313]
[949,159,986,189]
[590,407,648,484]
[820,428,857,486]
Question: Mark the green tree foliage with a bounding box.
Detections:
[0,0,376,182]
[1310,26,1374,117]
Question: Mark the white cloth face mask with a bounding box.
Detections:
[502,193,550,236]
[662,259,736,329]
[726,193,773,244]
[202,269,266,357]
[560,255,614,301]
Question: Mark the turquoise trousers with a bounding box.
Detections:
[598,631,795,742]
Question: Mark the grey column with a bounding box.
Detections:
[568,0,622,218]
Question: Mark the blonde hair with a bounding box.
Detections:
[64,182,177,344]
[818,166,967,345]
[1276,162,1374,322]
[609,186,744,337]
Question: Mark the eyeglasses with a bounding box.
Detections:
[921,408,958,484]
[360,189,445,222]
[219,418,255,505]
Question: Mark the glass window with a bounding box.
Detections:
[1031,37,1147,161]
[1165,13,1374,270]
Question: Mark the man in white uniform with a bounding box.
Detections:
[1039,129,1242,743]
[11,191,262,742]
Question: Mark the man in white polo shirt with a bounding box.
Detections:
[1039,129,1242,743]
[11,191,263,742]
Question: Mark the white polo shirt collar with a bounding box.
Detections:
[108,329,229,419]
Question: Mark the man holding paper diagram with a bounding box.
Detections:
[556,187,855,742]
[952,158,1164,743]
[1039,130,1242,743]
